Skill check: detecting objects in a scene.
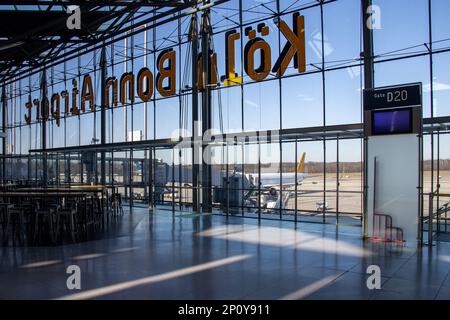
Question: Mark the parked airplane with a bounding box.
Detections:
[246,152,308,189]
[242,153,308,210]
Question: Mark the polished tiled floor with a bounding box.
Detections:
[1,207,450,300]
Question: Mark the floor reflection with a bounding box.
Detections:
[0,207,449,300]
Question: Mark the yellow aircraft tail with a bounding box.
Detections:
[296,152,306,174]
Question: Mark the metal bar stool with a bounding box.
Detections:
[33,200,58,245]
[111,193,124,217]
[0,203,14,246]
[55,201,78,243]
[9,207,26,246]
[92,195,104,231]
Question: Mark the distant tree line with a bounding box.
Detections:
[249,159,450,174]
[423,159,450,171]
[27,158,450,175]
[242,162,363,174]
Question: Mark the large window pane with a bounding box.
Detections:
[326,68,362,125]
[282,73,324,129]
[244,81,280,131]
[375,56,431,117]
[433,52,450,117]
[324,0,361,66]
[373,0,428,56]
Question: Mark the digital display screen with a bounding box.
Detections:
[372,108,412,135]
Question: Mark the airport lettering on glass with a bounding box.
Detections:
[24,13,306,126]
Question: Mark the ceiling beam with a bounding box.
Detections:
[0,0,229,85]
[0,0,193,7]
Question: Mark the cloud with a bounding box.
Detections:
[423,82,450,93]
[244,99,259,108]
[297,94,314,101]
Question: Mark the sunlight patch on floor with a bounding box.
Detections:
[55,254,252,300]
[197,225,371,257]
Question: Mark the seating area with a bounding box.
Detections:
[0,184,124,246]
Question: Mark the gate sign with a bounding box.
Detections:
[364,83,422,111]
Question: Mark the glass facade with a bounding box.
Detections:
[1,0,450,225]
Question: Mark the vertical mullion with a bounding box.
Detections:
[239,0,244,217]
[336,135,340,225]
[428,0,436,234]
[321,1,327,224]
[77,55,82,184]
[258,133,261,220]
[294,140,298,224]
[144,26,149,203]
[178,15,183,211]
[437,130,440,232]
[111,42,115,191]
[130,31,135,208]
[277,0,283,220]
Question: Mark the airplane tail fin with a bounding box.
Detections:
[296,152,306,174]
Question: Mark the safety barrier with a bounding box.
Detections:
[371,212,405,244]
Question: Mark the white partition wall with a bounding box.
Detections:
[366,134,420,245]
